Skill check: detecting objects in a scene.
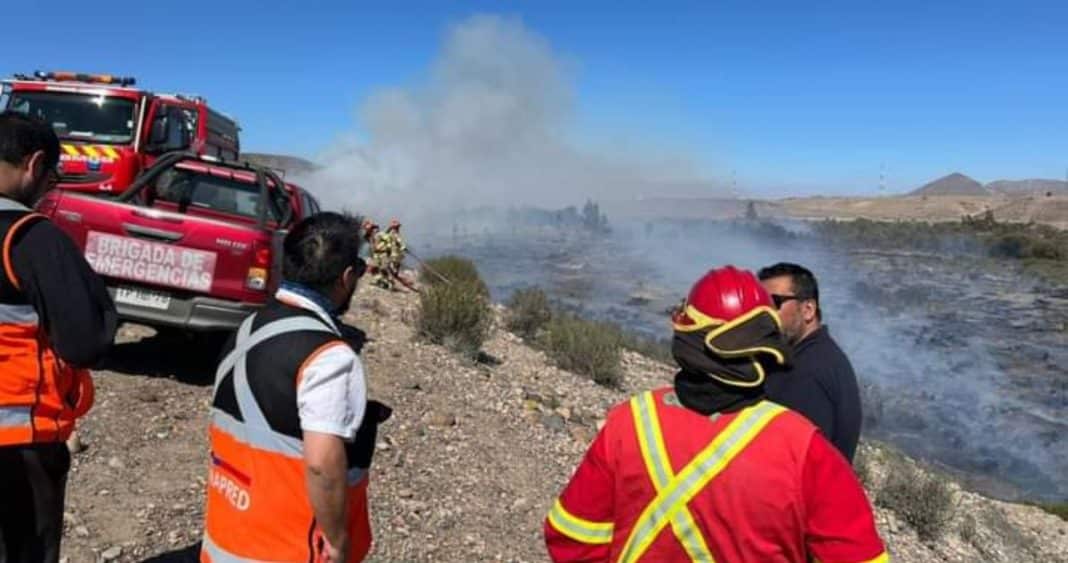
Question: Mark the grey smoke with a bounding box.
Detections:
[298,14,706,220]
[298,12,1066,499]
[616,219,1066,500]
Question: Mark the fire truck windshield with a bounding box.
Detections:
[6,91,136,144]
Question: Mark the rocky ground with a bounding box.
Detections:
[59,279,1068,562]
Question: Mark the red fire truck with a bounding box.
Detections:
[1,70,241,195]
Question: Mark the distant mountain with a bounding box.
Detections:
[986,179,1068,194]
[909,173,991,196]
[242,153,319,176]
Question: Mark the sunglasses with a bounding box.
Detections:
[771,293,810,308]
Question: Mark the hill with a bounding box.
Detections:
[988,179,1068,195]
[57,281,1068,562]
[910,173,991,196]
[241,152,319,176]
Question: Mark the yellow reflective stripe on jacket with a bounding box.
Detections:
[631,392,715,562]
[814,552,890,563]
[619,401,787,563]
[547,499,614,545]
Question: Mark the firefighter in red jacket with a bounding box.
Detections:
[545,265,888,563]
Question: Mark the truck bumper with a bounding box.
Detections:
[107,286,261,332]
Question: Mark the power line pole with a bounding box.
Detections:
[879,162,886,196]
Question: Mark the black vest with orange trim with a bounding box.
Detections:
[201,298,381,563]
[0,198,94,446]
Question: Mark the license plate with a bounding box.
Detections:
[114,287,172,310]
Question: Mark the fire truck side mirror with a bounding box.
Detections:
[148,107,191,153]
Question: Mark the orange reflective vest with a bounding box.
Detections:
[0,202,93,446]
[201,307,372,563]
[546,387,888,562]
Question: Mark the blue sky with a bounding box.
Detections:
[4,1,1067,195]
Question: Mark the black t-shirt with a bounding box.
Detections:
[766,326,862,461]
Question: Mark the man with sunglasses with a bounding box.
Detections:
[758,262,862,462]
[201,213,389,563]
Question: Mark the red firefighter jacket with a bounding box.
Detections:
[545,387,888,562]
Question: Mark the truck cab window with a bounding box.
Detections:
[152,167,286,223]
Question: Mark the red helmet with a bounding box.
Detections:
[671,266,786,388]
[673,266,773,332]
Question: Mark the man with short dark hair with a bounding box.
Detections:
[201,212,389,563]
[0,111,117,562]
[758,262,862,461]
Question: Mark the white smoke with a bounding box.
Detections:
[298,14,706,221]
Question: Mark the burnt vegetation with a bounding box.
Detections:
[503,199,612,235]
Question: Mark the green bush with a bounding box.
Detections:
[989,233,1064,260]
[505,287,553,340]
[419,255,488,294]
[877,461,955,541]
[540,315,623,387]
[417,279,492,359]
[1025,238,1063,260]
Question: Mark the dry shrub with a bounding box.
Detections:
[618,333,673,365]
[853,447,874,491]
[877,460,954,542]
[420,255,488,294]
[417,261,492,359]
[541,315,623,387]
[505,287,553,340]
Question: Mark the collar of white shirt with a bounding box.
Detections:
[274,287,340,334]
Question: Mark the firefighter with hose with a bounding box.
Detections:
[361,220,393,290]
[385,218,407,280]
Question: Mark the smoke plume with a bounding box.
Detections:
[299,14,704,221]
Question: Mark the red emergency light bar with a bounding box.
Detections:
[16,70,136,87]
